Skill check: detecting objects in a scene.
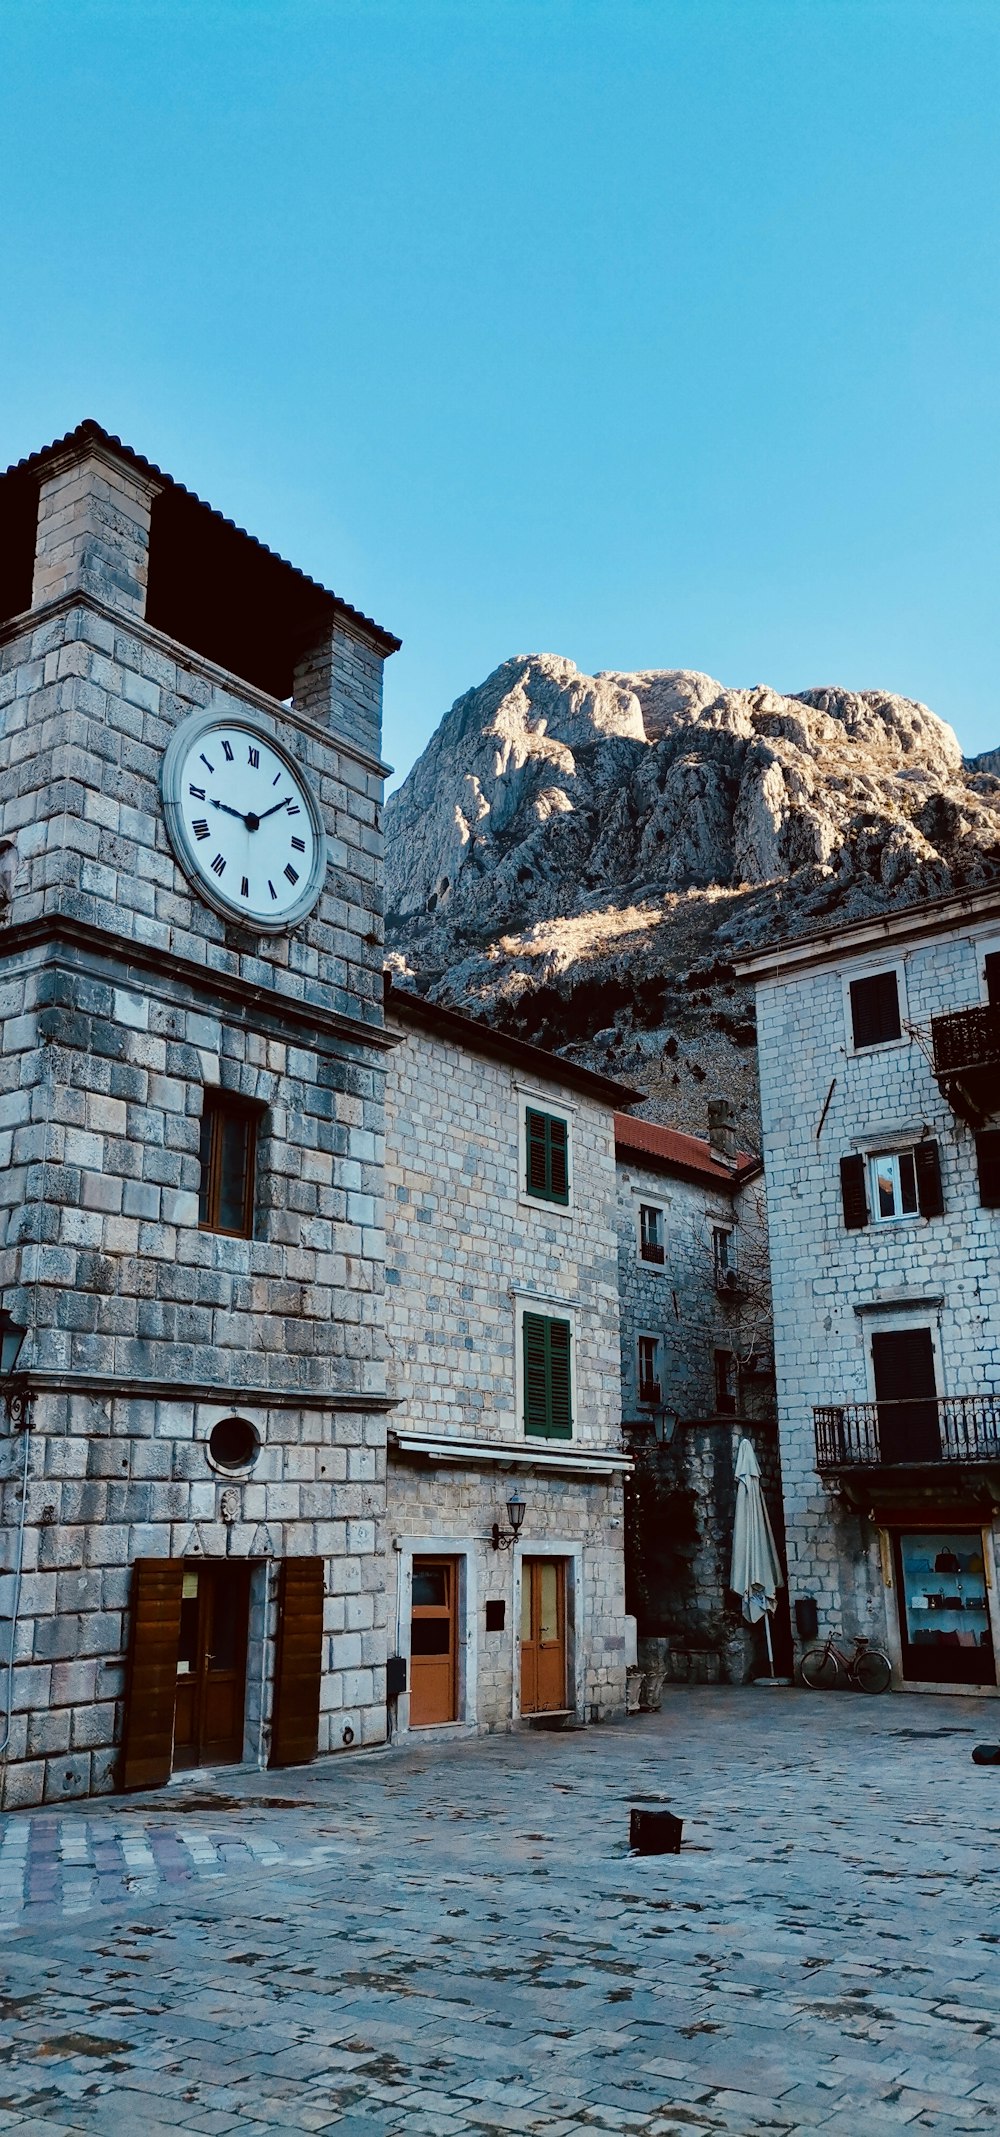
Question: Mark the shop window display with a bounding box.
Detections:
[893,1531,996,1687]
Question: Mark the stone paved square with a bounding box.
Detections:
[1,1689,999,2133]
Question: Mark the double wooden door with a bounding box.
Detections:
[520,1558,567,1715]
[173,1562,251,1769]
[872,1328,940,1463]
[409,1558,458,1726]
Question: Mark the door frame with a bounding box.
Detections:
[512,1542,582,1724]
[394,1537,478,1738]
[879,1521,1000,1693]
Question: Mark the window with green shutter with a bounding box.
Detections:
[525,1108,570,1204]
[523,1312,573,1438]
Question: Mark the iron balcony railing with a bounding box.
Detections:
[931,1003,1000,1079]
[814,1394,1000,1471]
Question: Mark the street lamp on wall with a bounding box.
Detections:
[491,1487,527,1552]
[651,1405,679,1447]
[0,1310,29,1430]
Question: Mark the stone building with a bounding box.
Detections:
[383,983,636,1736]
[0,421,399,1806]
[614,1110,785,1682]
[736,888,1000,1691]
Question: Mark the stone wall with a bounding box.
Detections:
[616,1157,773,1424]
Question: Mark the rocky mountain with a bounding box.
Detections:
[385,655,1000,1137]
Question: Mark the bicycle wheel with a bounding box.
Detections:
[800,1645,841,1690]
[853,1647,892,1695]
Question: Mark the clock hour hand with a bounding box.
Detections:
[255,796,294,821]
[209,799,249,822]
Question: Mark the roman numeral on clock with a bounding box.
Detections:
[222,739,234,762]
[200,753,214,773]
[247,745,260,768]
[268,880,277,900]
[291,836,305,853]
[211,854,226,876]
[189,784,205,800]
[284,864,299,886]
[241,877,249,898]
[286,803,301,816]
[192,819,210,840]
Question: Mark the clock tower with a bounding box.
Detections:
[0,422,400,1805]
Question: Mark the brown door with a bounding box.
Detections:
[174,1562,251,1769]
[520,1558,567,1715]
[409,1558,458,1726]
[872,1329,940,1463]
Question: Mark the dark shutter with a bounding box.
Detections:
[985,953,1000,1007]
[548,1117,569,1200]
[270,1556,325,1769]
[976,1129,1000,1209]
[872,1327,939,1462]
[840,1153,869,1229]
[548,1317,573,1436]
[120,1558,183,1792]
[523,1312,573,1438]
[914,1139,944,1219]
[525,1109,569,1205]
[850,971,901,1049]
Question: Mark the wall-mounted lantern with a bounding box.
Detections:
[491,1487,527,1552]
[650,1405,679,1447]
[0,1310,29,1430]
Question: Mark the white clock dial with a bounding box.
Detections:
[162,713,326,932]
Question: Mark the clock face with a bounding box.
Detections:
[162,713,326,931]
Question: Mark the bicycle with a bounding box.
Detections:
[800,1631,892,1695]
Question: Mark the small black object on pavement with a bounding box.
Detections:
[630,1807,683,1853]
[972,1743,1000,1765]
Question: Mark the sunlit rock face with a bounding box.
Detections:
[385,654,1000,1136]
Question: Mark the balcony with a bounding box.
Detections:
[931,1004,1000,1126]
[814,1395,1000,1514]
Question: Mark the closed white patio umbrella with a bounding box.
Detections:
[730,1436,784,1676]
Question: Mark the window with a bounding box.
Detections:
[639,1202,665,1264]
[198,1092,258,1236]
[524,1108,570,1206]
[869,1150,918,1222]
[849,970,901,1050]
[523,1312,573,1438]
[714,1349,738,1415]
[841,1141,943,1229]
[637,1335,662,1405]
[976,1130,1000,1208]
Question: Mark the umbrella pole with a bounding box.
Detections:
[763,1612,774,1676]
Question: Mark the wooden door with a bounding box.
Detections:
[409,1558,457,1726]
[520,1558,567,1715]
[270,1557,325,1769]
[120,1559,184,1792]
[173,1562,250,1770]
[872,1328,940,1463]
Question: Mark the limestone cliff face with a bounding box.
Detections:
[385,655,1000,1136]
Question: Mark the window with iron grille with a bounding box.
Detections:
[639,1202,665,1264]
[523,1311,573,1438]
[524,1107,570,1205]
[198,1092,259,1237]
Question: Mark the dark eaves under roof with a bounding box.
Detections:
[1,419,401,657]
[384,979,645,1109]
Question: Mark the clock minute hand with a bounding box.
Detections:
[256,796,294,821]
[209,799,249,822]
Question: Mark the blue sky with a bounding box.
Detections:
[2,0,998,776]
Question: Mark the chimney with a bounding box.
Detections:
[30,432,161,619]
[707,1096,738,1166]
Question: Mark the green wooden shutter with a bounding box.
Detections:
[525,1109,569,1205]
[523,1312,573,1438]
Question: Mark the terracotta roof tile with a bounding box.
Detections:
[614,1111,758,1189]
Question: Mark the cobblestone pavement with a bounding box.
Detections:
[1,1689,999,2135]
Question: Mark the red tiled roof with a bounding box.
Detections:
[614,1111,759,1190]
